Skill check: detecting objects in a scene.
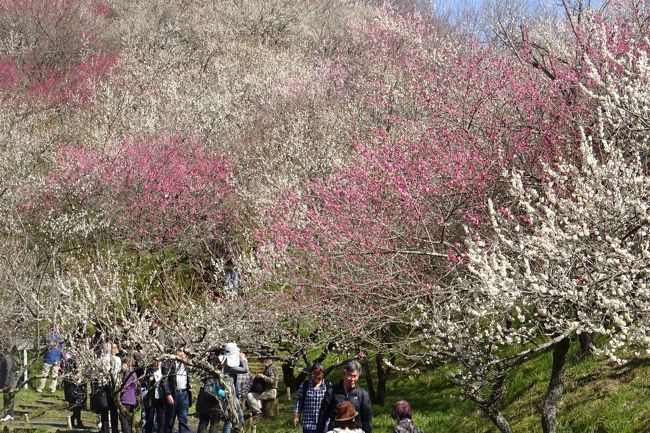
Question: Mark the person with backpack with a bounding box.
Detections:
[292,363,331,433]
[221,342,248,432]
[196,351,235,433]
[390,400,423,433]
[316,360,372,433]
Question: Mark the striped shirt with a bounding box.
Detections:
[294,380,330,431]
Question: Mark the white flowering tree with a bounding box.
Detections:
[415,13,649,433]
[50,246,284,431]
[0,0,392,420]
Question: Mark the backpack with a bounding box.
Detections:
[196,379,230,419]
[394,419,423,433]
[250,376,265,394]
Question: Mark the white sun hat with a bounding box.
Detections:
[223,342,240,367]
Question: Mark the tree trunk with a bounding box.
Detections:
[281,362,296,389]
[375,352,388,406]
[474,368,512,433]
[485,409,514,433]
[541,337,571,433]
[360,356,376,402]
[578,333,594,357]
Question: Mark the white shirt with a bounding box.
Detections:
[100,354,121,386]
[153,368,162,399]
[175,361,187,390]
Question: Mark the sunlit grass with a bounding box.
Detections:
[3,349,650,433]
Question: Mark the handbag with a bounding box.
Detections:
[250,377,265,394]
[90,383,109,413]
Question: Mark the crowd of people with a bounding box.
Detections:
[1,330,423,433]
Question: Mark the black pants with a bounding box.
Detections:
[145,399,166,433]
[100,398,119,433]
[2,391,15,417]
[70,407,83,427]
[197,411,222,433]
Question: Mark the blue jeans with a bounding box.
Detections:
[221,398,243,433]
[165,390,189,433]
[221,421,233,433]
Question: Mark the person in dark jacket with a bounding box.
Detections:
[0,344,18,422]
[162,348,192,433]
[63,354,88,428]
[196,351,235,433]
[316,361,372,433]
[142,361,165,433]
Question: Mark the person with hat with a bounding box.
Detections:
[221,342,248,433]
[316,360,372,433]
[245,353,278,419]
[196,351,235,433]
[326,401,364,433]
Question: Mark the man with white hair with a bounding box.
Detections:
[316,360,372,433]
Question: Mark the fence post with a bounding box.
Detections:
[23,348,28,389]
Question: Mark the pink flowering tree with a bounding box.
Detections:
[260,5,648,432]
[253,3,650,430]
[259,5,585,331]
[0,0,118,386]
[0,0,117,106]
[26,134,233,257]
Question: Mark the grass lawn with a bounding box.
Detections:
[3,348,650,433]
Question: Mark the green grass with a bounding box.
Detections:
[3,349,650,433]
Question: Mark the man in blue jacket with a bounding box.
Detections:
[36,326,63,393]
